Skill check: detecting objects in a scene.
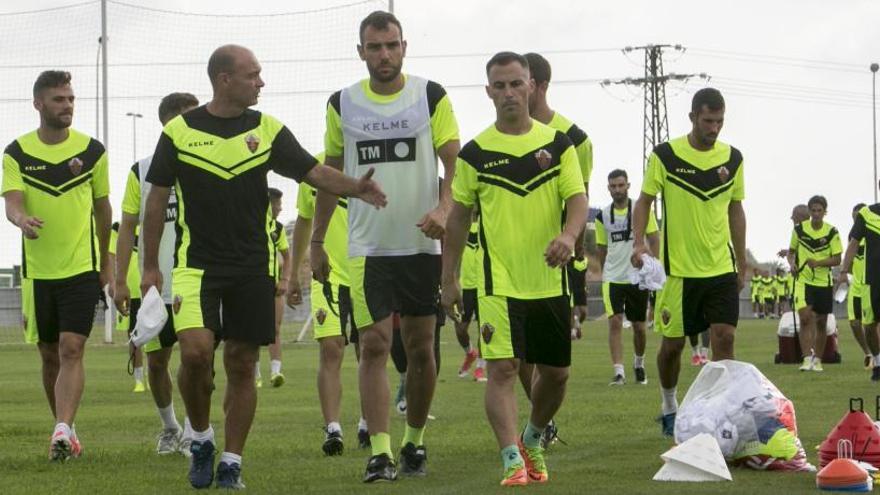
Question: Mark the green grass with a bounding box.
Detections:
[0,319,873,494]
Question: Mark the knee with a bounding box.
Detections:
[713,331,735,352]
[147,352,170,376]
[58,341,84,362]
[540,367,569,388]
[180,346,213,371]
[488,360,518,382]
[319,338,344,366]
[359,332,389,362]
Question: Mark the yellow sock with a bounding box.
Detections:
[370,432,392,458]
[401,424,425,447]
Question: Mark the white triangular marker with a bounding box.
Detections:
[653,433,732,482]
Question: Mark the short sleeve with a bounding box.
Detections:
[595,214,607,246]
[557,145,585,201]
[830,229,843,256]
[146,132,178,187]
[121,168,141,216]
[270,127,317,182]
[451,156,478,208]
[429,93,460,149]
[1,152,23,194]
[91,151,110,199]
[577,137,592,186]
[276,223,289,251]
[296,181,316,220]
[731,157,745,201]
[789,228,799,251]
[641,152,664,197]
[324,94,344,158]
[851,213,866,241]
[646,211,659,234]
[109,223,119,256]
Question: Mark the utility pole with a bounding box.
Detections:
[125,112,142,163]
[871,62,878,202]
[602,44,706,173]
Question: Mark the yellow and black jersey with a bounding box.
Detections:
[642,135,745,278]
[452,120,585,299]
[147,105,316,276]
[547,112,592,185]
[851,204,880,287]
[789,220,842,287]
[2,129,109,280]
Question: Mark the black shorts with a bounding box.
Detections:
[172,269,275,346]
[127,298,142,333]
[655,273,739,338]
[462,288,479,323]
[479,295,571,367]
[338,285,359,344]
[602,282,649,322]
[154,304,178,350]
[804,284,833,315]
[351,254,441,328]
[32,271,101,343]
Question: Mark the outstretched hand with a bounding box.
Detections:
[355,168,387,209]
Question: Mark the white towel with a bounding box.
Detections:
[629,254,667,291]
[129,286,168,348]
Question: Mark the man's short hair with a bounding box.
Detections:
[691,87,725,114]
[854,202,867,213]
[359,11,402,44]
[485,52,529,76]
[158,92,199,125]
[33,70,71,98]
[607,169,628,181]
[207,47,237,85]
[268,187,283,200]
[807,195,828,209]
[523,53,551,85]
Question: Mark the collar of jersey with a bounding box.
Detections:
[359,74,409,104]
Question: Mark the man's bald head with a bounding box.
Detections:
[207,44,252,86]
[791,204,809,224]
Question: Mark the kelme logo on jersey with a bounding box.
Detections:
[315,308,327,325]
[245,133,260,153]
[481,323,495,344]
[68,157,83,176]
[717,165,730,183]
[535,149,552,170]
[173,295,183,315]
[355,138,416,165]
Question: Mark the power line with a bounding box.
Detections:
[107,0,384,18]
[0,1,96,16]
[688,48,865,74]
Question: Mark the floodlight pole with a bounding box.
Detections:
[872,62,878,203]
[125,112,143,163]
[101,0,109,149]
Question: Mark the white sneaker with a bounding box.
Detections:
[799,357,813,372]
[179,434,193,458]
[156,428,183,455]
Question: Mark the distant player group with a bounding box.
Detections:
[3,9,778,490]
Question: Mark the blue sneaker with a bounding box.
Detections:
[188,440,216,489]
[657,413,676,438]
[216,461,245,490]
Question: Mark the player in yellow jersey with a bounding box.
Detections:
[631,88,747,438]
[837,203,874,369]
[254,188,291,388]
[113,92,199,456]
[840,184,880,381]
[3,71,113,460]
[788,195,841,372]
[443,52,587,487]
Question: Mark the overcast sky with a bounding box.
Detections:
[1,0,878,270]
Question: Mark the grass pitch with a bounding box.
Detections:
[0,318,872,494]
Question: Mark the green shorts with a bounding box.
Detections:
[311,280,354,340]
[864,284,877,325]
[22,278,36,344]
[849,283,863,322]
[654,273,739,338]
